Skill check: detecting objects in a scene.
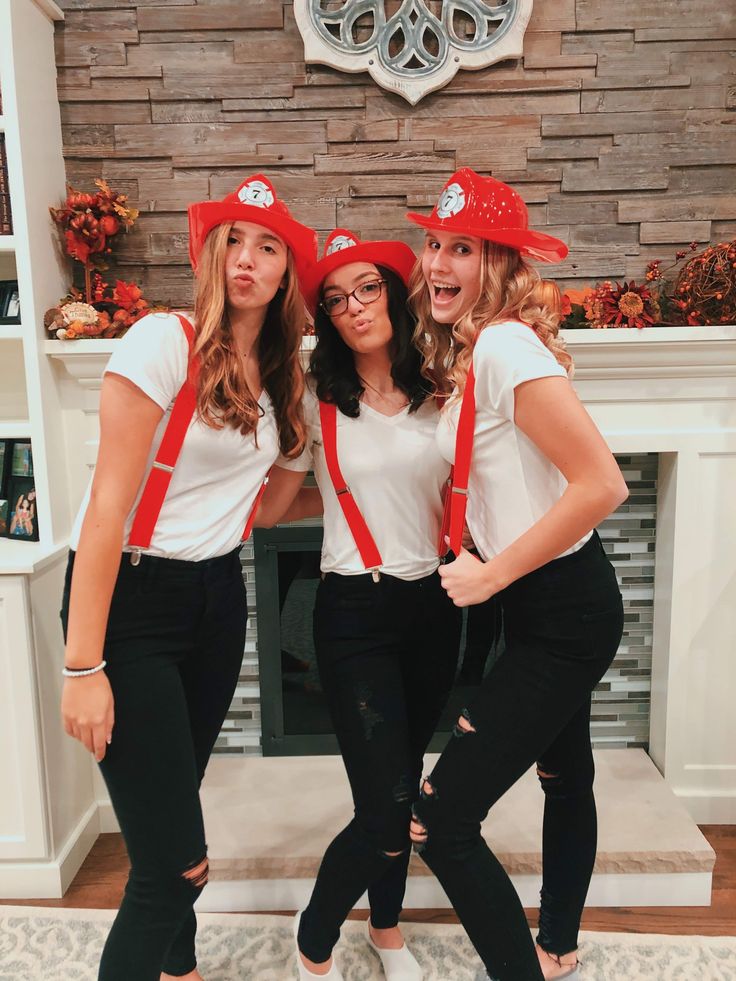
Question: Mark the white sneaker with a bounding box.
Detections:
[293,911,344,981]
[366,920,423,980]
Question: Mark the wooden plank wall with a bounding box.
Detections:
[54,0,736,303]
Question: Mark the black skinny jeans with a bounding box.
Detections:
[60,547,247,981]
[412,532,623,981]
[298,569,462,964]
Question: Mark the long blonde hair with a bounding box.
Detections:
[410,241,572,397]
[192,222,306,458]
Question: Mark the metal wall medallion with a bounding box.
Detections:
[294,1,534,105]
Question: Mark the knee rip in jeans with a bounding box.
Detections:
[409,778,435,848]
[536,766,563,792]
[181,855,209,890]
[453,708,476,738]
[355,684,383,741]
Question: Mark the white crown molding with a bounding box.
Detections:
[31,0,63,22]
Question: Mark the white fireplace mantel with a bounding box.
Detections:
[45,325,736,827]
[45,325,736,384]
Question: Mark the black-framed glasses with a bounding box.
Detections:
[320,279,387,317]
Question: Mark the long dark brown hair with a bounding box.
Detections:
[191,221,306,458]
[310,265,431,417]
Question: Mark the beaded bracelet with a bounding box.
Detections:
[62,661,107,678]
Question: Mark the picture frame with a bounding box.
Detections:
[10,440,32,476]
[0,499,8,537]
[0,279,20,324]
[0,439,10,502]
[7,476,39,541]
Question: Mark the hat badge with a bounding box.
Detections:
[326,233,358,256]
[436,182,465,220]
[237,179,275,209]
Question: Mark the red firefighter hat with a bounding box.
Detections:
[187,174,318,282]
[406,167,568,264]
[303,228,417,315]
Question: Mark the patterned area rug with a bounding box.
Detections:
[1,906,735,980]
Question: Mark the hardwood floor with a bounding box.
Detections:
[2,826,735,936]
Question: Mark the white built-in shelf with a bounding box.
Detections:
[0,114,6,131]
[0,235,16,252]
[0,421,31,438]
[0,538,68,575]
[0,323,22,339]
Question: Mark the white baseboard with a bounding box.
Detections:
[197,869,712,913]
[0,803,99,899]
[96,799,119,834]
[678,793,736,824]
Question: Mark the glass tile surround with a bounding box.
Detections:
[214,454,658,755]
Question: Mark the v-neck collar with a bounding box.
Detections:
[359,401,411,424]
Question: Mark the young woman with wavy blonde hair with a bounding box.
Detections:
[405,169,628,981]
[410,239,573,399]
[60,175,316,981]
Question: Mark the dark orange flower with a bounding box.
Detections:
[113,280,143,311]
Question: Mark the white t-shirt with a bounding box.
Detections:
[436,320,592,562]
[70,311,281,562]
[278,386,450,580]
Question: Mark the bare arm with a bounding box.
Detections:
[254,465,323,527]
[439,376,628,606]
[61,372,163,759]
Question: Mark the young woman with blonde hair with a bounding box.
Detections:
[60,175,316,981]
[406,169,627,981]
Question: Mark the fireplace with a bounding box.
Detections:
[250,451,658,757]
[48,325,736,821]
[252,523,502,756]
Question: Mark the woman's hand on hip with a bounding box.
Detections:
[61,673,115,762]
[438,541,502,607]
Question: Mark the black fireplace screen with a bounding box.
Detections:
[253,525,502,756]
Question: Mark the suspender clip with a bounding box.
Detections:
[152,461,175,474]
[336,485,350,497]
[451,486,468,496]
[371,568,381,583]
[129,549,142,567]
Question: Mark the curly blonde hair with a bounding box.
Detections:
[191,221,306,458]
[410,241,573,398]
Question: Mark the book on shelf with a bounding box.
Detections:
[0,133,13,236]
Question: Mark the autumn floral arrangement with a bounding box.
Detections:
[561,239,736,330]
[45,179,163,340]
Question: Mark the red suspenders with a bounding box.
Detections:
[318,385,477,577]
[440,364,477,557]
[319,400,383,581]
[127,313,268,563]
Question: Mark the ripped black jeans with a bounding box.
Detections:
[60,547,247,981]
[412,532,623,981]
[297,568,462,964]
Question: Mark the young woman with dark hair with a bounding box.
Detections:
[255,229,462,981]
[60,175,316,981]
[406,169,627,981]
